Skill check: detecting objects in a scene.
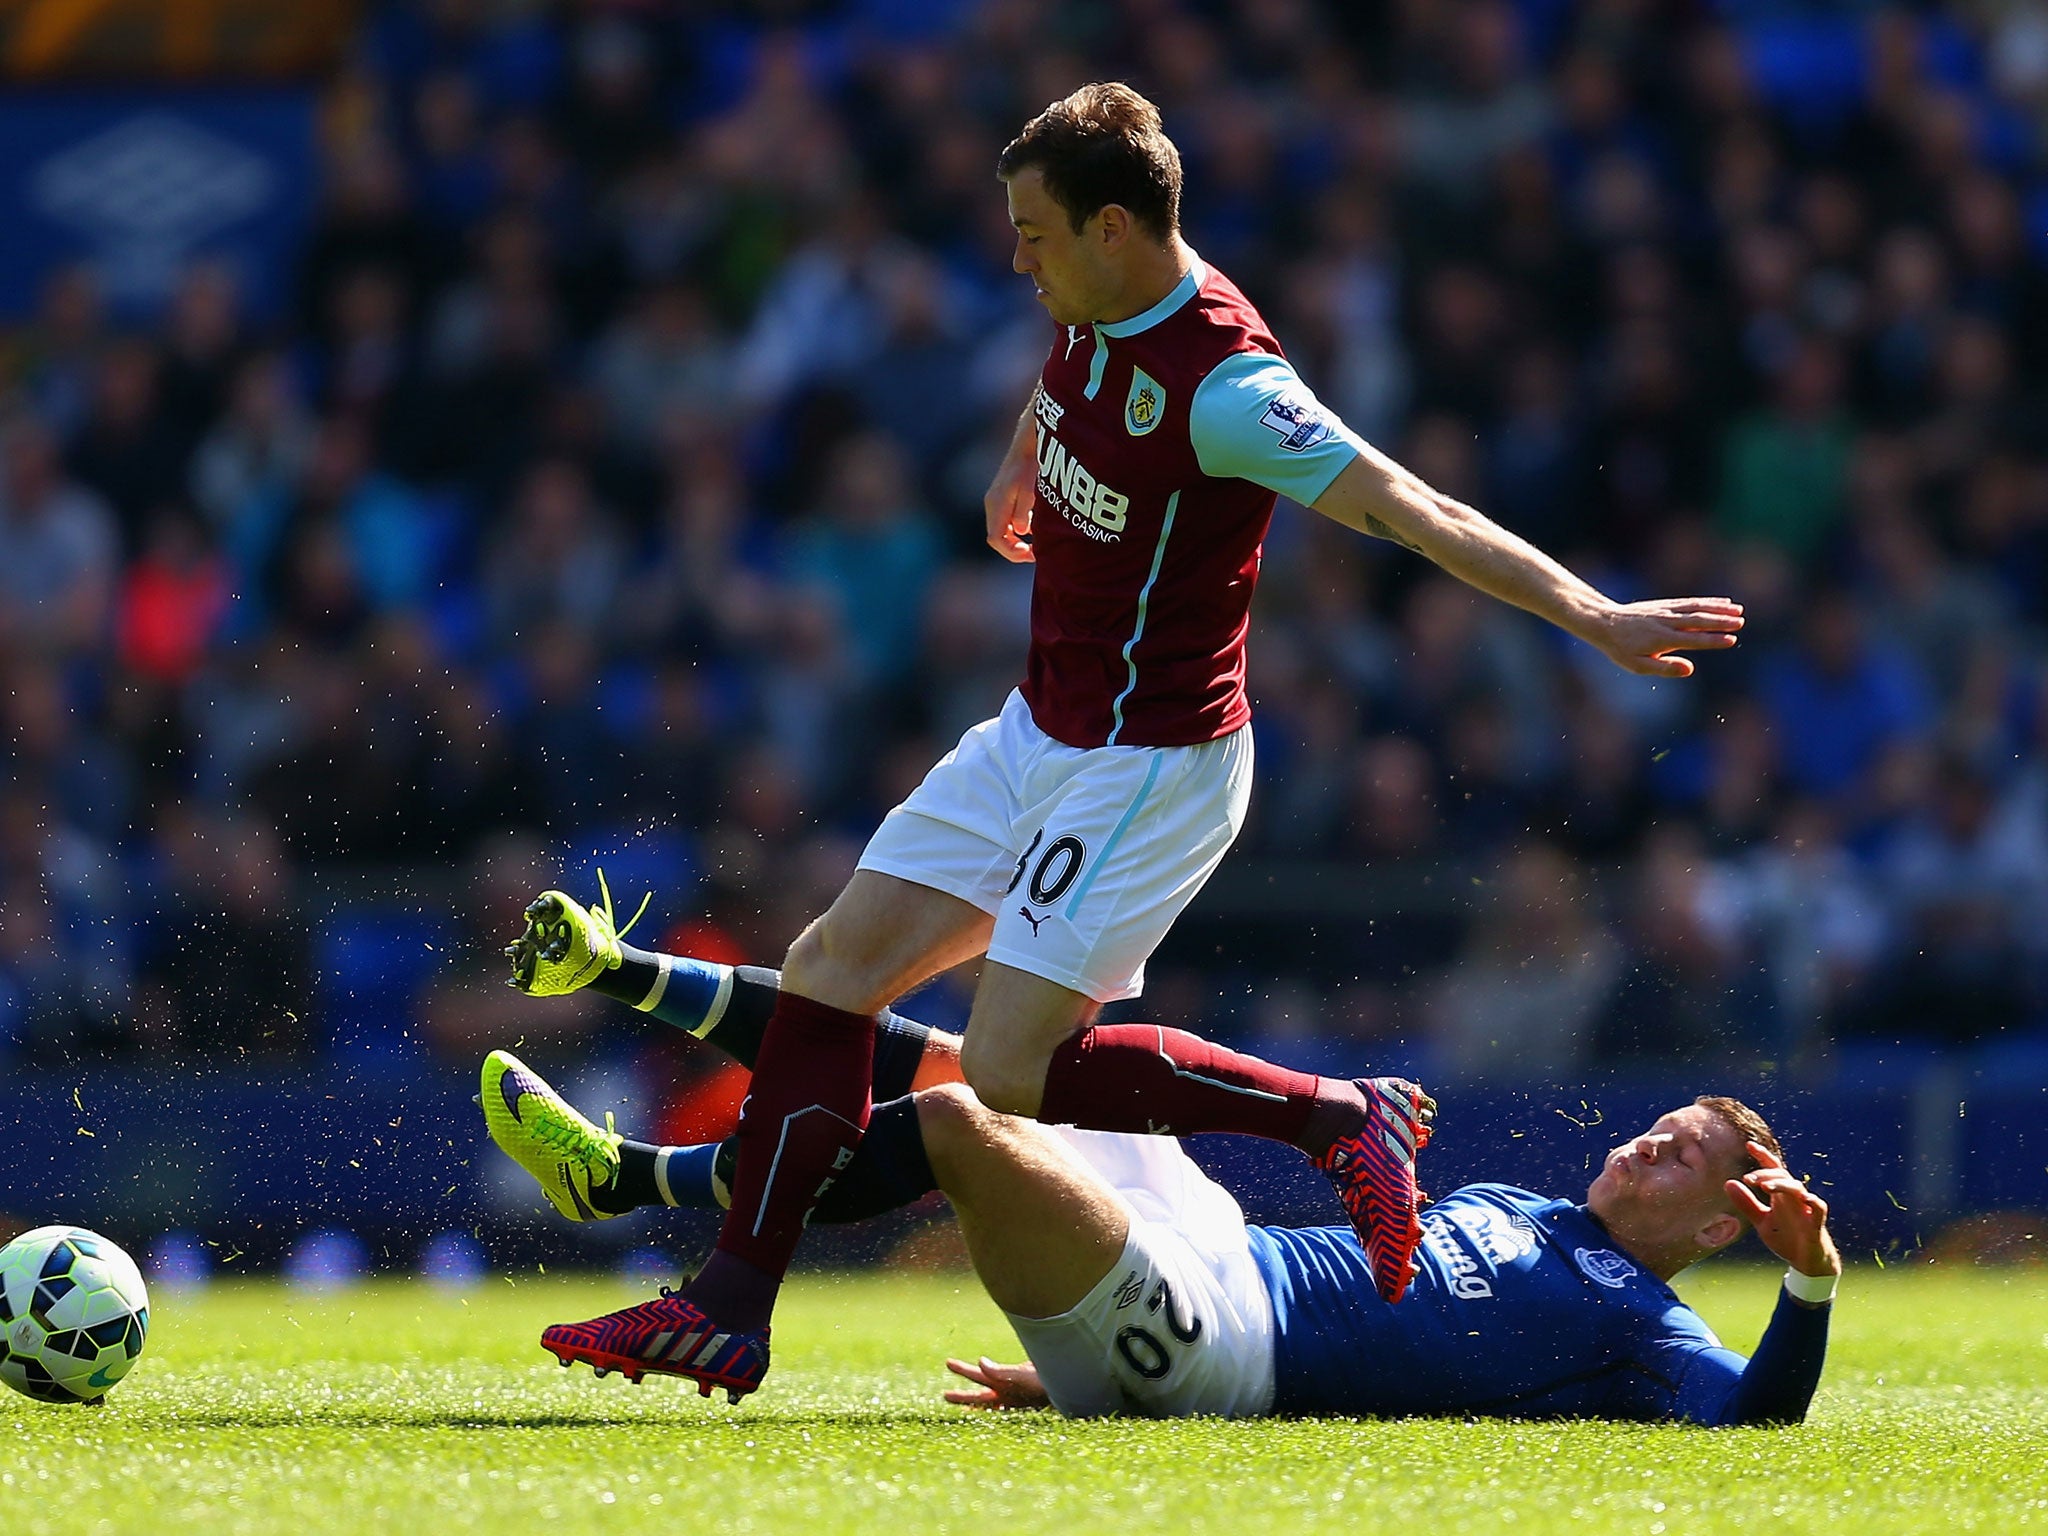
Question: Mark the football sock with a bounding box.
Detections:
[684,992,875,1332]
[592,1140,688,1216]
[641,1098,934,1223]
[595,955,931,1098]
[808,1096,936,1222]
[1038,1024,1348,1148]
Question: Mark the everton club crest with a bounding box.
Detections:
[1125,367,1164,436]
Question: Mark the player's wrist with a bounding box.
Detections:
[1782,1267,1839,1305]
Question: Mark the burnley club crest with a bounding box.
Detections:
[1125,368,1164,436]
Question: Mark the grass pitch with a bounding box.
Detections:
[1,1265,2043,1535]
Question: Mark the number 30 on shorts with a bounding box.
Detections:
[1006,829,1088,908]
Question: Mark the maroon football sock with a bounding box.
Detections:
[1037,1023,1357,1149]
[683,992,874,1333]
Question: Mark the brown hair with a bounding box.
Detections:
[1694,1095,1782,1177]
[997,82,1182,240]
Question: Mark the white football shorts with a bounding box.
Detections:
[1006,1127,1276,1419]
[856,689,1253,1002]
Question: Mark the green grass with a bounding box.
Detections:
[3,1266,2045,1535]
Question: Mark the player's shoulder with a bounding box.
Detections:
[1174,261,1282,363]
[1439,1182,1565,1216]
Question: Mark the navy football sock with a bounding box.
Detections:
[592,1140,679,1215]
[594,956,932,1098]
[809,1096,937,1223]
[624,1099,934,1223]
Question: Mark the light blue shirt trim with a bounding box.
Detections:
[1085,261,1204,398]
[1097,258,1206,338]
[1106,489,1181,745]
[1064,751,1164,918]
[1084,330,1110,400]
[1190,352,1365,506]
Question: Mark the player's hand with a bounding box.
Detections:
[1726,1140,1841,1280]
[984,452,1037,563]
[1582,597,1744,678]
[943,1355,1049,1410]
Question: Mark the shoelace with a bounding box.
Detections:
[590,866,653,950]
[528,1104,620,1175]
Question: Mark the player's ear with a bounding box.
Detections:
[1696,1211,1743,1254]
[1096,202,1131,250]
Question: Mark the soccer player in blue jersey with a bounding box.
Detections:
[485,957,1837,1424]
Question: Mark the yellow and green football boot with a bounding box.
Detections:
[503,868,651,996]
[480,1050,624,1222]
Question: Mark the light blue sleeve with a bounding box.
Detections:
[1189,351,1366,505]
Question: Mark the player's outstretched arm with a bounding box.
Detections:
[984,404,1038,563]
[1726,1140,1842,1291]
[943,1355,1050,1410]
[1310,448,1744,677]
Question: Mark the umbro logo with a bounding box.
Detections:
[1111,1272,1145,1308]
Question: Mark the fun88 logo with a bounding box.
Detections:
[1034,428,1131,541]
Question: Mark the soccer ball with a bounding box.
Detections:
[0,1226,150,1405]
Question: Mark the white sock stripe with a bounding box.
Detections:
[1152,1027,1290,1104]
[752,1103,863,1239]
[651,1147,678,1207]
[635,953,674,1013]
[689,967,736,1038]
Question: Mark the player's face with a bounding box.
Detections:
[1585,1106,1746,1242]
[1006,167,1114,327]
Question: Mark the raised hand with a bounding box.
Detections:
[943,1355,1049,1410]
[1725,1139,1841,1280]
[1584,597,1746,678]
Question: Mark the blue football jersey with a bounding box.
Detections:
[1248,1184,1768,1422]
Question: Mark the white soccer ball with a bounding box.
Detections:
[0,1226,151,1405]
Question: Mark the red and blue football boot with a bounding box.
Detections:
[542,1289,769,1403]
[1314,1076,1437,1305]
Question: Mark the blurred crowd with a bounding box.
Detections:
[4,0,2048,1086]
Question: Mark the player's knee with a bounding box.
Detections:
[915,1081,1033,1184]
[912,1081,986,1158]
[782,918,884,1011]
[958,1035,1044,1117]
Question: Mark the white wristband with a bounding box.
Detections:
[1783,1268,1839,1304]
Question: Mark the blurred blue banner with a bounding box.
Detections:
[0,89,317,321]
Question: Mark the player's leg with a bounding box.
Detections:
[505,891,966,1087]
[964,722,1436,1302]
[676,871,988,1332]
[924,1088,1278,1419]
[483,1054,950,1228]
[917,1082,1133,1320]
[659,702,1043,1385]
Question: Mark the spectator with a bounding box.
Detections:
[1592,823,1769,1066]
[1756,585,1933,805]
[1717,335,1856,565]
[1862,755,2048,1045]
[482,457,625,649]
[0,416,119,657]
[784,432,943,690]
[1425,838,1623,1081]
[64,337,188,544]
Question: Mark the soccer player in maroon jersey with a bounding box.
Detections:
[516,82,1743,1401]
